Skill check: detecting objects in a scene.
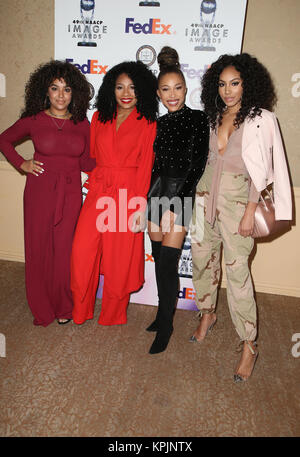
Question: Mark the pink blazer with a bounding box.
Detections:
[242,109,292,220]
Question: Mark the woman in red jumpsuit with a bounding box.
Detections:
[0,61,96,326]
[71,61,158,326]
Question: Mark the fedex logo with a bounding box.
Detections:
[178,287,196,300]
[66,58,108,75]
[181,63,210,80]
[125,18,172,35]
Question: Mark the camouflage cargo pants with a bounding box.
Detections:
[191,165,257,342]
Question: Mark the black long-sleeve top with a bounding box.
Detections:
[149,105,209,209]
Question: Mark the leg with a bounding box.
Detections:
[52,190,82,323]
[222,236,258,381]
[224,246,257,342]
[97,226,145,326]
[99,284,130,325]
[189,167,222,340]
[190,212,222,341]
[71,193,102,325]
[234,340,258,383]
[217,174,258,381]
[149,220,186,354]
[23,174,57,326]
[146,221,163,331]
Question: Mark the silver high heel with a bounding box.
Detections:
[189,313,217,343]
[234,341,258,383]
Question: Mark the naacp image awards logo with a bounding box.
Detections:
[67,0,108,47]
[185,1,229,51]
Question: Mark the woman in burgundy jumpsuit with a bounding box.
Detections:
[70,61,158,326]
[0,61,95,326]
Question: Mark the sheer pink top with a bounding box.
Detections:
[205,123,260,224]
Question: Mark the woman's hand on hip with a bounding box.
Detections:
[20,159,44,177]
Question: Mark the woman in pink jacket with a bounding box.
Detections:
[191,53,292,382]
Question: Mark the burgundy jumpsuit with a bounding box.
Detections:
[0,111,96,326]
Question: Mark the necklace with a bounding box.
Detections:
[48,109,70,118]
[50,116,67,131]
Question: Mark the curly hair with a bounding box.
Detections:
[94,61,158,123]
[201,53,277,130]
[20,60,93,123]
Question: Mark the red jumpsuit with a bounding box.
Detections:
[71,108,156,325]
[0,112,96,326]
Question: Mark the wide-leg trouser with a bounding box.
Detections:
[70,187,139,326]
[24,171,82,326]
[191,165,257,342]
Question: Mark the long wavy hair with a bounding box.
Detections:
[94,61,158,123]
[201,53,277,130]
[21,60,93,123]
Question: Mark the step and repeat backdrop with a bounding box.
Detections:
[55,0,247,310]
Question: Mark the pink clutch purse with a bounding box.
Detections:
[252,189,290,238]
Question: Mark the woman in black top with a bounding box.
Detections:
[146,47,209,354]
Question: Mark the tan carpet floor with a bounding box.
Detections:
[0,259,299,437]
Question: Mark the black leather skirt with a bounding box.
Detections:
[147,176,193,229]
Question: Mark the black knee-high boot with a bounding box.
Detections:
[146,240,162,332]
[149,245,181,354]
